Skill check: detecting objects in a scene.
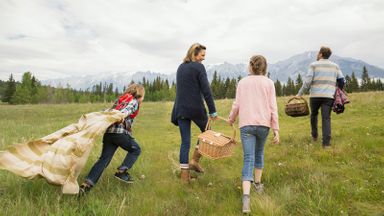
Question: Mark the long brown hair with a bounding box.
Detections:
[183,43,206,63]
[249,55,267,75]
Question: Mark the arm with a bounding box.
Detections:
[228,84,240,125]
[336,65,345,89]
[110,99,118,109]
[269,83,280,144]
[269,82,279,131]
[198,65,217,116]
[120,99,139,116]
[297,65,314,96]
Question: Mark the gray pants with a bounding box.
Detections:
[310,97,334,146]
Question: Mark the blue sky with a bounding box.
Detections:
[1,0,383,80]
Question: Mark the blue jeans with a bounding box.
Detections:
[240,126,270,181]
[177,117,207,168]
[85,133,141,186]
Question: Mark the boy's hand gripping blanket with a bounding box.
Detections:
[0,110,126,194]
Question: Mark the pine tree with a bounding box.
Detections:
[377,79,383,91]
[3,74,17,103]
[211,71,220,99]
[344,75,352,93]
[286,77,295,96]
[274,79,282,96]
[282,84,287,96]
[361,66,370,91]
[11,72,34,104]
[350,72,359,92]
[295,73,303,93]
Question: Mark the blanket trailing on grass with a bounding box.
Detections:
[0,110,126,194]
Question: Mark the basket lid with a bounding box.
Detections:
[198,130,233,146]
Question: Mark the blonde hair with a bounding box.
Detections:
[124,83,145,99]
[183,43,206,63]
[249,55,267,75]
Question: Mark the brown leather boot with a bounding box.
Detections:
[189,149,204,173]
[180,169,190,183]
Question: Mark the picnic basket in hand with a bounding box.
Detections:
[285,97,310,117]
[197,116,237,160]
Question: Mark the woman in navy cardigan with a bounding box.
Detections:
[171,43,217,182]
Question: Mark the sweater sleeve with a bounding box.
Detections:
[228,84,240,124]
[298,65,314,96]
[120,99,139,116]
[269,82,279,130]
[198,64,216,114]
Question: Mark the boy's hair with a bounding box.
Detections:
[249,55,267,75]
[124,83,145,99]
[319,46,332,59]
[183,43,206,63]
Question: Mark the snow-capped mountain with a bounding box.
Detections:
[268,51,384,81]
[42,51,384,90]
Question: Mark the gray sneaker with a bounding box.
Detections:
[242,194,251,214]
[253,182,264,194]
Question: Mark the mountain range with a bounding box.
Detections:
[42,51,384,90]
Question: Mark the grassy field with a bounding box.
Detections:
[0,92,383,216]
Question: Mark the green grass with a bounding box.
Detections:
[0,92,383,215]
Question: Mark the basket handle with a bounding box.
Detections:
[205,116,236,140]
[287,96,308,105]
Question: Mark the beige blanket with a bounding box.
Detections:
[0,110,126,194]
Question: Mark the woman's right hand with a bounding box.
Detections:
[226,118,233,126]
[273,130,280,144]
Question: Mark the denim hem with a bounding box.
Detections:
[118,166,128,171]
[242,177,254,182]
[85,179,95,186]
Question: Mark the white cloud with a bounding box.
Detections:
[1,0,383,80]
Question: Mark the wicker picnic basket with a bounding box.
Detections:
[198,116,237,160]
[285,97,310,117]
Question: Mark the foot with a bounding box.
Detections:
[242,194,251,214]
[312,136,318,142]
[252,182,264,194]
[79,182,92,194]
[114,170,134,184]
[323,145,331,149]
[189,159,204,173]
[180,169,190,183]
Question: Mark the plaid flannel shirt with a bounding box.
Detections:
[106,98,139,136]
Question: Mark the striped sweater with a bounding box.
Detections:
[298,59,344,98]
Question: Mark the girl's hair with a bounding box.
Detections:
[124,83,145,99]
[183,43,206,63]
[249,55,267,75]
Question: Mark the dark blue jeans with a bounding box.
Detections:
[310,97,334,146]
[177,117,207,168]
[85,133,141,186]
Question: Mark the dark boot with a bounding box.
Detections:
[189,149,204,173]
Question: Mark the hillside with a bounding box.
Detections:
[0,92,383,215]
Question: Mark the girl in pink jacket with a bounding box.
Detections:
[228,55,280,214]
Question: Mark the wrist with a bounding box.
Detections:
[209,112,217,117]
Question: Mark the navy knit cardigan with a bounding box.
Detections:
[171,62,216,125]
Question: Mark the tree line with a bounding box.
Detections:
[0,66,383,104]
